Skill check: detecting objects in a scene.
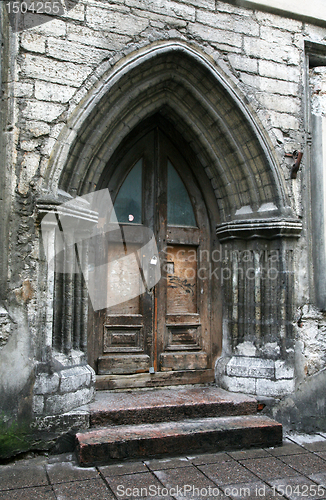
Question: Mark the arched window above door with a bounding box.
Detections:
[167,160,196,227]
[114,158,142,224]
[113,157,196,227]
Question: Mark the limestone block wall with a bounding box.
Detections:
[1,0,326,451]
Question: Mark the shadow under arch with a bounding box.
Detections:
[45,41,294,223]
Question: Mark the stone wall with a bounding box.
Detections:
[1,0,326,454]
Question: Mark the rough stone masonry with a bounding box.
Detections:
[1,0,326,457]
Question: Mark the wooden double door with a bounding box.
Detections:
[89,125,220,388]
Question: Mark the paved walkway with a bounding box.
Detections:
[1,433,326,499]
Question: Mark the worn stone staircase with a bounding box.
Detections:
[75,386,282,466]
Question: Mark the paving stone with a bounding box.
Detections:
[99,461,149,476]
[228,448,270,460]
[153,466,224,500]
[302,442,326,452]
[45,461,98,484]
[52,478,114,499]
[288,433,326,446]
[309,472,326,488]
[105,471,164,500]
[266,443,306,456]
[144,457,190,470]
[47,453,77,464]
[187,452,233,465]
[0,464,48,491]
[0,485,56,499]
[281,454,326,475]
[220,482,284,500]
[270,476,324,500]
[239,457,301,481]
[198,460,258,486]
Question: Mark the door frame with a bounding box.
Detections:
[88,114,223,390]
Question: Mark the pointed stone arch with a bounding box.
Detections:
[44,41,294,223]
[36,41,303,403]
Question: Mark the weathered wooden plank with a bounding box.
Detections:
[166,245,197,314]
[95,369,215,390]
[160,352,208,371]
[98,354,150,375]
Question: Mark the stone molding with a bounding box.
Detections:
[216,218,302,242]
[35,192,98,227]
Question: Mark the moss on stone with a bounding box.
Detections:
[0,413,34,459]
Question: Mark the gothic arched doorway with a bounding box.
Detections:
[88,117,222,389]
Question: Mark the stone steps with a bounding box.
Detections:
[88,386,258,426]
[75,386,282,466]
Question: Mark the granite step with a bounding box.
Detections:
[76,414,282,466]
[85,386,259,427]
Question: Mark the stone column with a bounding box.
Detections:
[33,196,97,417]
[215,218,301,398]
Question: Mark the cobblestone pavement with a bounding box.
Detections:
[1,434,326,499]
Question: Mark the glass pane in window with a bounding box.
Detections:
[167,160,196,226]
[114,159,142,223]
